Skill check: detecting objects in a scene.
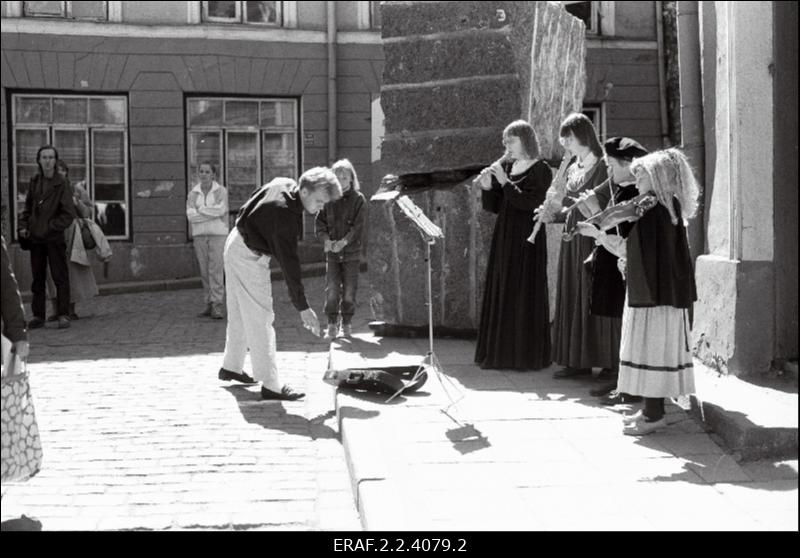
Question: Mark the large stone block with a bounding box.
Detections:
[382,78,520,134]
[380,1,511,38]
[370,1,585,329]
[383,33,515,85]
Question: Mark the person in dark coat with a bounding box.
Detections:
[1,234,29,361]
[16,145,76,330]
[572,137,649,401]
[575,148,699,435]
[474,119,552,370]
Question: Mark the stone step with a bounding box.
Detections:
[689,362,798,461]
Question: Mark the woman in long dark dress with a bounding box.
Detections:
[547,113,620,378]
[573,137,650,400]
[474,120,552,370]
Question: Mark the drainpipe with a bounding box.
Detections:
[676,1,706,259]
[327,1,337,164]
[655,1,671,147]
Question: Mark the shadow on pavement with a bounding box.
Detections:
[0,515,42,531]
[222,386,339,440]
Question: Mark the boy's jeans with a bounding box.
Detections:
[324,259,360,325]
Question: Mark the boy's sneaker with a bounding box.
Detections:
[57,315,70,329]
[28,317,45,329]
[341,323,353,338]
[324,324,339,339]
[210,305,224,320]
[198,304,212,318]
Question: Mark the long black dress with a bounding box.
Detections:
[552,160,622,370]
[475,160,552,370]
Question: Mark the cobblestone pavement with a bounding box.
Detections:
[1,274,361,531]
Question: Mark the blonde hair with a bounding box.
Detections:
[331,159,360,192]
[630,148,700,224]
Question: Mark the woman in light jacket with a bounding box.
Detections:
[187,162,229,319]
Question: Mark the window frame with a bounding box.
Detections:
[22,1,109,21]
[185,95,304,237]
[90,127,129,239]
[582,103,606,142]
[202,1,282,26]
[563,1,600,35]
[10,93,130,241]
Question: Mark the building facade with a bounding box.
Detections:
[1,1,669,289]
[677,1,798,375]
[1,0,384,286]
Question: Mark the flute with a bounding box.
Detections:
[527,153,571,244]
[473,151,512,187]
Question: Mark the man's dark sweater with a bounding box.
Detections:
[235,179,309,312]
[18,173,76,243]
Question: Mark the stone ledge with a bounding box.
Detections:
[689,362,798,461]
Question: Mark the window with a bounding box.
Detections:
[203,1,281,25]
[11,94,129,239]
[186,97,306,236]
[582,104,606,141]
[563,1,599,34]
[22,1,108,20]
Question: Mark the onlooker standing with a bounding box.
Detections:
[17,145,76,330]
[187,162,229,320]
[46,160,101,321]
[218,168,341,401]
[316,159,366,339]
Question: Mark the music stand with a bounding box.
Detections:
[371,189,466,417]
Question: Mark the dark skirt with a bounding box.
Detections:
[552,234,622,370]
[475,216,551,370]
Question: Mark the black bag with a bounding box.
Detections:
[79,219,96,250]
[323,365,428,396]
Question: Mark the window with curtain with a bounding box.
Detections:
[11,94,129,239]
[186,97,308,237]
[203,1,281,25]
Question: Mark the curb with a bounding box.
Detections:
[336,391,410,530]
[690,395,799,461]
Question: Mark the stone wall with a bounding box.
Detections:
[369,1,586,329]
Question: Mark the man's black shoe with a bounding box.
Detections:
[590,382,617,397]
[28,317,45,329]
[261,385,305,401]
[218,367,258,384]
[600,391,643,406]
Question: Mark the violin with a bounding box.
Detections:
[583,191,658,231]
[561,191,658,241]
